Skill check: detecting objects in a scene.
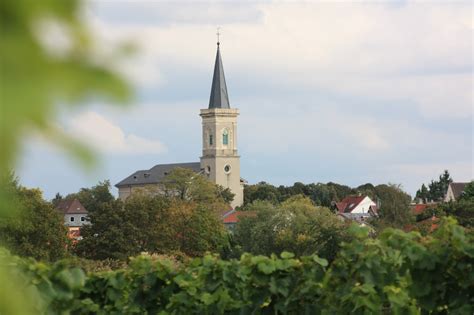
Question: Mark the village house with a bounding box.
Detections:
[56,199,89,240]
[335,195,378,224]
[444,182,469,202]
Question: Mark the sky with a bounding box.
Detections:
[17,1,473,199]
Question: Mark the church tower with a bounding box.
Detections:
[200,41,243,208]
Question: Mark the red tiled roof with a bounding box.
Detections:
[410,203,437,215]
[336,196,366,213]
[222,211,255,224]
[411,204,428,215]
[56,199,88,214]
[223,211,240,224]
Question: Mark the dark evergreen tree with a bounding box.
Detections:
[415,184,429,203]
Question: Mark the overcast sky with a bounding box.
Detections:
[18,1,473,199]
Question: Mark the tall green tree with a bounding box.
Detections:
[244,182,281,205]
[373,184,413,229]
[75,175,229,260]
[162,168,229,205]
[66,180,115,212]
[415,184,430,203]
[459,181,474,201]
[234,195,349,261]
[75,192,170,260]
[0,175,68,261]
[416,170,453,202]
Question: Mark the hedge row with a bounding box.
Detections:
[3,218,473,314]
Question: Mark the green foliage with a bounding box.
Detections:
[459,181,474,201]
[234,196,349,261]
[66,180,116,212]
[439,199,474,228]
[415,183,430,203]
[75,179,228,260]
[4,219,473,314]
[0,0,132,312]
[373,184,413,229]
[216,185,235,204]
[0,175,68,261]
[323,218,474,314]
[244,181,356,207]
[244,181,281,205]
[416,170,453,202]
[163,168,231,205]
[415,204,446,222]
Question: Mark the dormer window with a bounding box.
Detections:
[222,129,228,145]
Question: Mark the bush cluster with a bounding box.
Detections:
[3,218,473,314]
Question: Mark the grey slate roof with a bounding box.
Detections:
[450,182,469,199]
[115,162,201,187]
[208,44,230,109]
[56,199,88,215]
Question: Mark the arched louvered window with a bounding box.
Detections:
[222,129,229,145]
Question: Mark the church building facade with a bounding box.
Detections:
[116,42,244,208]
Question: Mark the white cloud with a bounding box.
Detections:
[68,111,167,155]
[84,2,472,119]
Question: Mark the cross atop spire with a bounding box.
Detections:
[216,27,221,46]
[208,37,230,109]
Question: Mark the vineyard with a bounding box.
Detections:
[2,218,473,314]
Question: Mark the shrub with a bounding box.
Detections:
[2,218,473,314]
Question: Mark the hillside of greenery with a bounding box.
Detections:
[3,218,473,314]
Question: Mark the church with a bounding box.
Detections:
[115,41,244,208]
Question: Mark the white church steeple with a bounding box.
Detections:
[200,40,243,208]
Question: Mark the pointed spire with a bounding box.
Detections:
[208,42,230,109]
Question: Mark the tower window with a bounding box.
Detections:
[223,129,229,145]
[209,134,213,146]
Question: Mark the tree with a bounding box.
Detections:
[162,168,228,205]
[459,181,474,201]
[51,192,63,207]
[373,184,413,229]
[216,185,235,205]
[415,184,429,203]
[166,200,228,257]
[75,176,229,260]
[234,195,349,261]
[416,170,453,202]
[75,192,172,260]
[0,176,68,261]
[244,182,281,205]
[66,180,115,212]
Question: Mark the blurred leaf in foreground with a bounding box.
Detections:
[0,0,132,212]
[0,0,132,313]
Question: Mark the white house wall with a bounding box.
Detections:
[350,196,376,214]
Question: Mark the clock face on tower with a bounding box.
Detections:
[224,164,231,174]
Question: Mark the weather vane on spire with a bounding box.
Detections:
[216,27,221,46]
